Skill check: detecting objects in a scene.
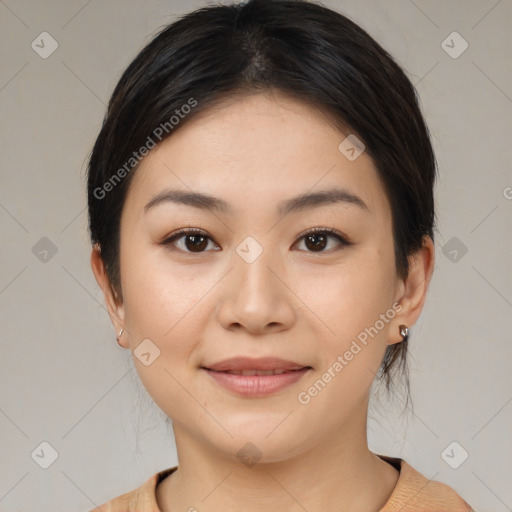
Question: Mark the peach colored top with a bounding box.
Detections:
[90,455,474,512]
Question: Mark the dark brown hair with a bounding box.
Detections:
[87,0,437,403]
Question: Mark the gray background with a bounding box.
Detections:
[1,0,511,510]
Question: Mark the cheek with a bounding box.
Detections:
[119,246,207,390]
[121,241,209,337]
[120,250,207,420]
[295,256,396,413]
[295,245,396,383]
[298,247,395,331]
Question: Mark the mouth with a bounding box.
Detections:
[200,357,313,396]
[205,368,309,376]
[201,356,312,373]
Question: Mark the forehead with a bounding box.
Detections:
[124,91,390,220]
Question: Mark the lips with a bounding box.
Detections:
[202,356,311,373]
[220,369,294,376]
[201,357,313,396]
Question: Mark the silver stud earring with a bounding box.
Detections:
[116,328,124,346]
[399,324,409,338]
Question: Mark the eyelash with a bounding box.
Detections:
[159,226,352,254]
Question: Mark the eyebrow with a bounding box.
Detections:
[143,187,369,216]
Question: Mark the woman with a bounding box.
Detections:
[87,0,474,510]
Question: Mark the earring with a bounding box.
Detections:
[116,328,124,347]
[399,324,409,338]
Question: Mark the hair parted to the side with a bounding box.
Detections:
[86,0,437,407]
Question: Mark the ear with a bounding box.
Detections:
[389,235,435,345]
[90,244,127,348]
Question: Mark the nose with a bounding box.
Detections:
[215,248,296,335]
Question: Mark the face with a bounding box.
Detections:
[97,90,417,463]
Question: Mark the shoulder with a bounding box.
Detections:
[88,466,178,512]
[378,455,474,512]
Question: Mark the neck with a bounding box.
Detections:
[156,404,399,512]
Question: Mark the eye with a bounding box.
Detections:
[159,227,351,254]
[159,227,219,253]
[293,227,352,253]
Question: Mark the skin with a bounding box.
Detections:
[91,89,435,512]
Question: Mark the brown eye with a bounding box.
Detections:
[182,233,209,252]
[295,228,351,253]
[160,228,219,253]
[304,232,329,251]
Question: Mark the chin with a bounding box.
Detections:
[201,420,312,466]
